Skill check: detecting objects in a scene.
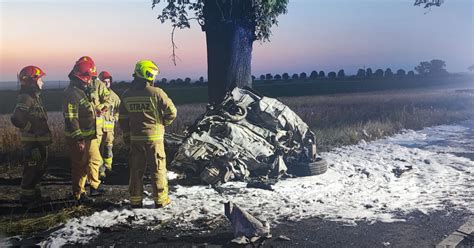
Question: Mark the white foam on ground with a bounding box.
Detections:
[41,122,474,247]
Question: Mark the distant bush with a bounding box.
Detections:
[337,69,345,78]
[396,69,406,77]
[407,71,415,77]
[282,73,289,80]
[260,75,265,80]
[292,73,299,79]
[385,68,394,78]
[184,77,192,84]
[357,69,366,78]
[266,73,273,80]
[374,69,384,78]
[318,71,325,78]
[366,68,373,78]
[300,72,307,79]
[328,71,336,79]
[310,70,318,79]
[274,74,282,80]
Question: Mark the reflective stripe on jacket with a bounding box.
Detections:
[63,80,96,141]
[11,89,52,144]
[119,81,176,143]
[89,78,113,136]
[102,89,121,133]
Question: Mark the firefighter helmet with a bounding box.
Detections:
[18,66,45,87]
[134,60,159,82]
[71,60,97,84]
[98,71,112,82]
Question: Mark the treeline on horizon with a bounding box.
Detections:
[112,59,451,88]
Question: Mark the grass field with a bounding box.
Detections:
[0,74,471,114]
[1,87,473,159]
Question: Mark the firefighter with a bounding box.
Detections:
[97,71,121,177]
[119,60,177,208]
[63,59,100,202]
[11,66,52,206]
[75,56,112,196]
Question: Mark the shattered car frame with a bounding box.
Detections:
[171,87,320,184]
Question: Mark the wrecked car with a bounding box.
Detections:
[170,87,327,184]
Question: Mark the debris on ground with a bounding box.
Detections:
[246,176,276,191]
[224,201,271,244]
[277,235,291,241]
[171,87,323,184]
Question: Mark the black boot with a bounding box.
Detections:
[90,186,105,197]
[77,193,94,204]
[130,202,143,209]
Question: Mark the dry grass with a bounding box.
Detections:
[0,205,92,235]
[0,89,473,155]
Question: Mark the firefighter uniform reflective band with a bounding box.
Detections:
[119,80,176,206]
[63,81,96,141]
[11,89,51,203]
[63,79,98,198]
[100,89,120,169]
[128,142,169,206]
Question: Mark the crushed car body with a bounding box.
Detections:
[171,87,326,184]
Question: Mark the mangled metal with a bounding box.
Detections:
[224,201,271,243]
[171,87,319,184]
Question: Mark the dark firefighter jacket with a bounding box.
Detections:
[11,88,52,144]
[62,80,97,141]
[119,80,177,143]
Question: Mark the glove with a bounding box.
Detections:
[76,140,86,152]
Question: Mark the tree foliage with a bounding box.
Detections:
[415,59,447,75]
[396,69,406,76]
[152,0,289,41]
[374,69,384,77]
[366,68,373,77]
[356,69,366,78]
[413,0,444,8]
[337,69,345,78]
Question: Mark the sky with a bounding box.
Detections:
[0,0,472,82]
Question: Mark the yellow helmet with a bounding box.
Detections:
[134,60,159,81]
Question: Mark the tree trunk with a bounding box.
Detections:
[203,0,255,104]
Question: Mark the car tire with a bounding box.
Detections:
[291,157,328,177]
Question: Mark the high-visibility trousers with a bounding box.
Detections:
[101,131,114,170]
[129,142,169,206]
[88,137,103,190]
[68,139,91,199]
[20,142,48,199]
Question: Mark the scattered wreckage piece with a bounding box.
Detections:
[171,87,327,184]
[224,201,271,244]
